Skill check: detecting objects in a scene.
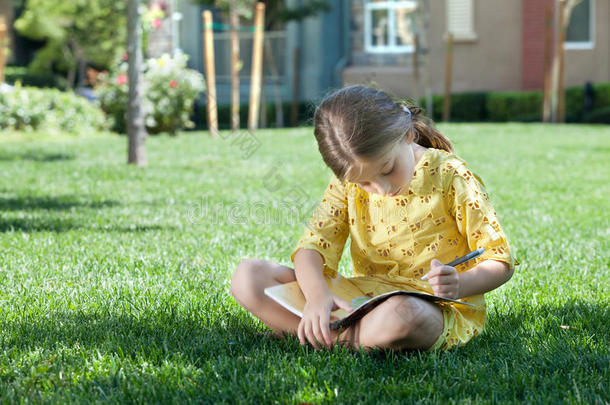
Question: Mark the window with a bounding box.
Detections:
[446,0,476,41]
[565,0,594,49]
[364,0,418,54]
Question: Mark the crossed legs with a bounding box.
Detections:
[230,258,444,351]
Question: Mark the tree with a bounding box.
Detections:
[14,0,127,88]
[127,0,147,166]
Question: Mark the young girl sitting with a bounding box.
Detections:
[231,85,517,351]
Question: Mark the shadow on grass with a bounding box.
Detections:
[0,217,175,233]
[0,217,80,233]
[1,300,607,401]
[0,149,75,162]
[463,299,609,367]
[0,195,119,211]
[3,300,608,365]
[1,308,269,361]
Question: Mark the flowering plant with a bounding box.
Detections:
[144,53,205,134]
[0,84,108,134]
[95,52,205,135]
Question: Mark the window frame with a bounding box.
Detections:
[446,0,477,42]
[364,0,418,54]
[564,0,595,50]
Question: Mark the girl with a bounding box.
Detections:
[231,85,517,351]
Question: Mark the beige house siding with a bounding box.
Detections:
[438,0,522,93]
[343,0,608,98]
[565,0,610,85]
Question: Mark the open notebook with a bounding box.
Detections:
[264,275,474,330]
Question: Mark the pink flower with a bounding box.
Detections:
[117,74,127,85]
[152,18,162,29]
[169,80,178,88]
[122,52,128,61]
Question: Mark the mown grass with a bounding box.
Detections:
[0,124,608,404]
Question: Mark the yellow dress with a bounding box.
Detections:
[289,148,517,350]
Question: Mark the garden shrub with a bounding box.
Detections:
[0,85,108,133]
[191,101,316,130]
[487,90,543,122]
[418,93,488,122]
[584,106,610,124]
[592,82,610,109]
[565,86,584,120]
[96,53,205,135]
[4,66,68,90]
[417,82,610,123]
[95,72,129,134]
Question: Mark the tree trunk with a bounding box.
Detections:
[74,43,87,89]
[264,38,284,128]
[420,0,433,116]
[63,44,76,89]
[230,0,240,131]
[127,0,147,166]
[248,2,265,132]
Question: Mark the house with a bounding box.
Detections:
[343,0,609,96]
[178,0,608,105]
[5,0,604,106]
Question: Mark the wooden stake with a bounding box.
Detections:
[230,1,240,131]
[260,67,267,128]
[203,10,218,137]
[264,36,284,128]
[291,47,300,127]
[0,16,6,83]
[557,0,567,123]
[412,34,420,100]
[248,2,265,132]
[419,0,434,117]
[542,4,553,123]
[442,33,454,122]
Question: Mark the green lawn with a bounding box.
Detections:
[0,124,608,403]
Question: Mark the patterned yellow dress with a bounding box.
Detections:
[290,148,517,350]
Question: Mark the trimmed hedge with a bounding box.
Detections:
[4,66,68,90]
[191,101,316,131]
[418,82,610,124]
[194,81,610,128]
[584,105,610,124]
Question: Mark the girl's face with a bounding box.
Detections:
[349,133,425,197]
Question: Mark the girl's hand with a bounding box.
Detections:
[298,292,353,349]
[423,259,460,299]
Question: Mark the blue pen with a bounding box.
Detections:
[421,248,485,280]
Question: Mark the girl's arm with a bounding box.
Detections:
[293,248,353,349]
[457,259,513,298]
[293,248,329,299]
[425,259,514,299]
[434,161,517,300]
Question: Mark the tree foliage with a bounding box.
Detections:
[14,0,127,87]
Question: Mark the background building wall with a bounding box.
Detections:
[429,0,522,94]
[344,0,524,97]
[565,0,610,86]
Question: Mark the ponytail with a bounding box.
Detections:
[397,104,453,153]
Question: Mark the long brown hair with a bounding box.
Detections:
[313,85,452,183]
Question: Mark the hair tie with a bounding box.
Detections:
[400,104,412,118]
